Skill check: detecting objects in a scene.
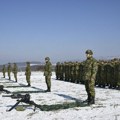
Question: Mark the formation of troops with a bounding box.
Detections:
[55,50,120,104]
[55,57,120,90]
[1,50,120,105]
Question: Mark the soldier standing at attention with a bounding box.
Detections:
[83,50,98,105]
[2,65,6,78]
[55,62,60,80]
[12,63,18,82]
[7,63,11,80]
[25,62,31,86]
[44,57,52,92]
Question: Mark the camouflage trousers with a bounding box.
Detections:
[85,79,95,97]
[45,75,51,90]
[3,72,5,78]
[14,73,17,82]
[26,75,31,84]
[8,72,11,80]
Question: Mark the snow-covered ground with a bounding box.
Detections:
[0,72,120,120]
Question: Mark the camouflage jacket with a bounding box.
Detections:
[83,57,98,81]
[25,65,31,75]
[2,66,6,72]
[13,65,18,74]
[44,61,52,76]
[7,65,11,72]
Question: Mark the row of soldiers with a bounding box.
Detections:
[2,62,31,86]
[2,63,18,81]
[55,58,120,90]
[1,57,52,91]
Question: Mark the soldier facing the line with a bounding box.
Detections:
[12,63,18,82]
[83,50,98,105]
[44,57,52,92]
[25,62,31,86]
[7,63,11,80]
[2,65,6,78]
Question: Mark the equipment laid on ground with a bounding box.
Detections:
[0,85,11,93]
[3,93,39,111]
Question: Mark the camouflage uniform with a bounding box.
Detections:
[55,62,60,80]
[95,62,101,86]
[12,63,18,82]
[109,62,115,88]
[2,65,6,78]
[69,62,72,82]
[75,61,80,83]
[25,62,31,86]
[104,62,108,87]
[44,57,52,92]
[7,63,11,80]
[64,62,69,81]
[71,63,75,83]
[79,62,84,84]
[83,50,98,105]
[117,62,120,89]
[100,62,106,88]
[105,62,114,88]
[60,63,64,80]
[114,61,120,89]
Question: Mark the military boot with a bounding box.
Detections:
[45,89,51,92]
[47,87,51,92]
[45,87,51,92]
[88,96,95,105]
[27,83,31,86]
[83,94,90,103]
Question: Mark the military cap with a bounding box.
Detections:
[45,57,50,60]
[85,49,93,55]
[26,62,30,64]
[57,62,60,64]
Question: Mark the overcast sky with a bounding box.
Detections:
[0,0,120,64]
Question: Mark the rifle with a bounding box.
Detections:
[6,94,39,111]
[2,93,27,99]
[0,85,11,94]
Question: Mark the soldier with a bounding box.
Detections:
[25,62,31,86]
[7,63,11,80]
[71,62,75,83]
[75,61,80,83]
[117,61,120,90]
[105,61,114,88]
[12,63,18,82]
[79,62,84,84]
[60,63,64,80]
[68,62,72,82]
[2,65,6,78]
[44,57,52,92]
[83,50,98,105]
[114,59,120,89]
[55,62,60,80]
[95,61,101,87]
[104,61,108,87]
[64,62,69,81]
[100,61,106,88]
